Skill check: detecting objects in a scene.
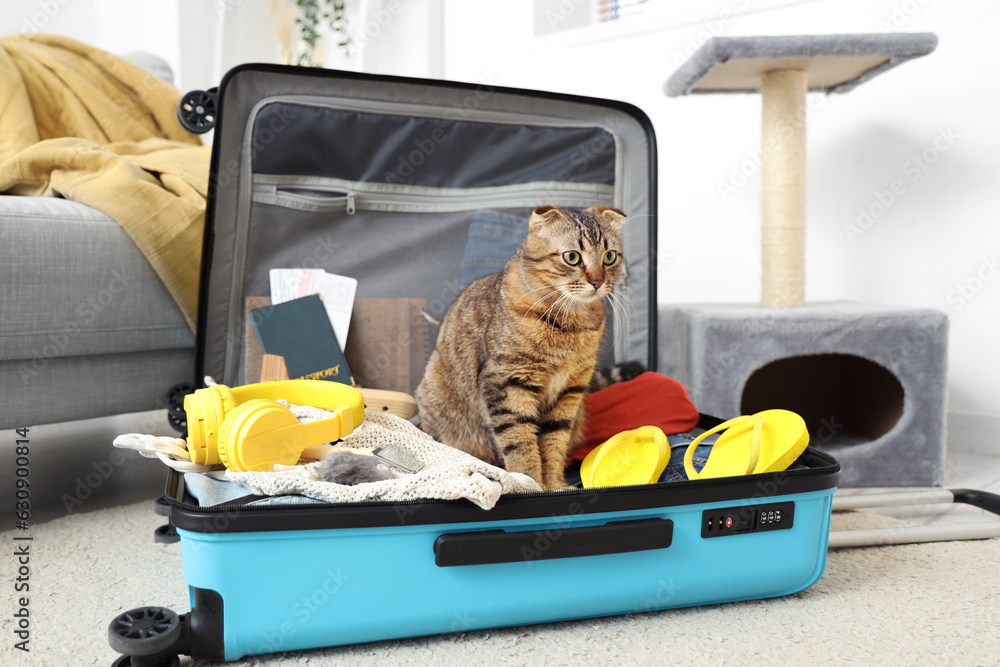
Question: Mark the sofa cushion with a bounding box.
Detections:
[0,195,194,363]
[0,348,195,429]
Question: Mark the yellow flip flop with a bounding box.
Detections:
[581,425,669,488]
[683,409,809,480]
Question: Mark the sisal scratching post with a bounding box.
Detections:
[665,33,938,307]
[761,69,807,308]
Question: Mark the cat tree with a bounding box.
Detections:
[665,33,938,307]
[661,34,948,486]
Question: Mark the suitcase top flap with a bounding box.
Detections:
[197,65,657,390]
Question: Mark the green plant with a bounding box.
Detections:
[295,0,351,65]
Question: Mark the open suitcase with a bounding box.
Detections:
[107,64,841,665]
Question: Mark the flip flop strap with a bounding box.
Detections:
[683,414,763,480]
[588,426,667,486]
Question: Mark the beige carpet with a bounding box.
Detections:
[2,501,998,666]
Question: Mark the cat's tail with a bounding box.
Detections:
[588,360,646,392]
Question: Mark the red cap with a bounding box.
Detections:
[569,372,700,464]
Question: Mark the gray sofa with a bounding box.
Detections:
[0,194,195,429]
[0,53,195,431]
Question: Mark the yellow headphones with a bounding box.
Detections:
[183,380,365,472]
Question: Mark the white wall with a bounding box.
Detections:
[210,0,443,79]
[0,0,442,125]
[1,0,99,49]
[0,0,212,93]
[443,0,1000,426]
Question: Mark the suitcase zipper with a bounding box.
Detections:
[169,467,826,513]
[164,453,839,530]
[252,178,615,215]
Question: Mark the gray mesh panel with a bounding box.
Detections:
[252,103,617,188]
[237,202,620,388]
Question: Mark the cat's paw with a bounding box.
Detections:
[544,482,577,492]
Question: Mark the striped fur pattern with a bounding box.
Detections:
[588,360,647,392]
[416,205,627,490]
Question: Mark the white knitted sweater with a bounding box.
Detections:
[226,406,542,510]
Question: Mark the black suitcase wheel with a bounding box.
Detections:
[165,410,186,434]
[166,382,194,407]
[153,523,180,545]
[111,655,179,667]
[177,88,217,134]
[153,496,172,517]
[108,607,181,656]
[165,382,195,434]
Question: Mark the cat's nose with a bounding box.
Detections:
[589,278,603,290]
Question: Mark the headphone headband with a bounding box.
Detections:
[230,380,366,451]
[231,380,365,426]
[184,380,365,470]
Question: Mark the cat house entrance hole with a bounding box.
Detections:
[740,353,904,448]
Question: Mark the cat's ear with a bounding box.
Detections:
[594,206,627,234]
[529,205,562,230]
[594,206,626,222]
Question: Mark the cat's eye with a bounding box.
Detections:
[562,250,582,266]
[603,250,618,265]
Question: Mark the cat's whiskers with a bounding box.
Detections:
[557,291,579,330]
[555,290,576,323]
[553,298,572,344]
[512,282,561,309]
[549,291,586,345]
[520,288,562,329]
[611,284,639,322]
[538,292,571,342]
[620,212,654,226]
[610,295,628,351]
[559,297,581,344]
[608,212,652,237]
[606,288,636,353]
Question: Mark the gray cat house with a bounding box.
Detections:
[662,34,947,486]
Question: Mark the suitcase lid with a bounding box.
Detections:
[195,64,658,389]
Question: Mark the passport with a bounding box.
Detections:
[249,294,354,385]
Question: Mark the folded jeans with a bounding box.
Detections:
[658,433,716,483]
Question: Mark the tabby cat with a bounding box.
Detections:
[415,205,627,490]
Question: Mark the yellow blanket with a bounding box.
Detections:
[0,34,210,331]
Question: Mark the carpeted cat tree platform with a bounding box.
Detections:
[662,34,948,487]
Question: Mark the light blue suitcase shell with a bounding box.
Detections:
[169,457,837,661]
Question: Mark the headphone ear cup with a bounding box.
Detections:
[217,399,272,471]
[217,399,302,472]
[184,385,236,465]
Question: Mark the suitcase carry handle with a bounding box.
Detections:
[829,488,1000,548]
[433,517,672,567]
[952,488,1000,516]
